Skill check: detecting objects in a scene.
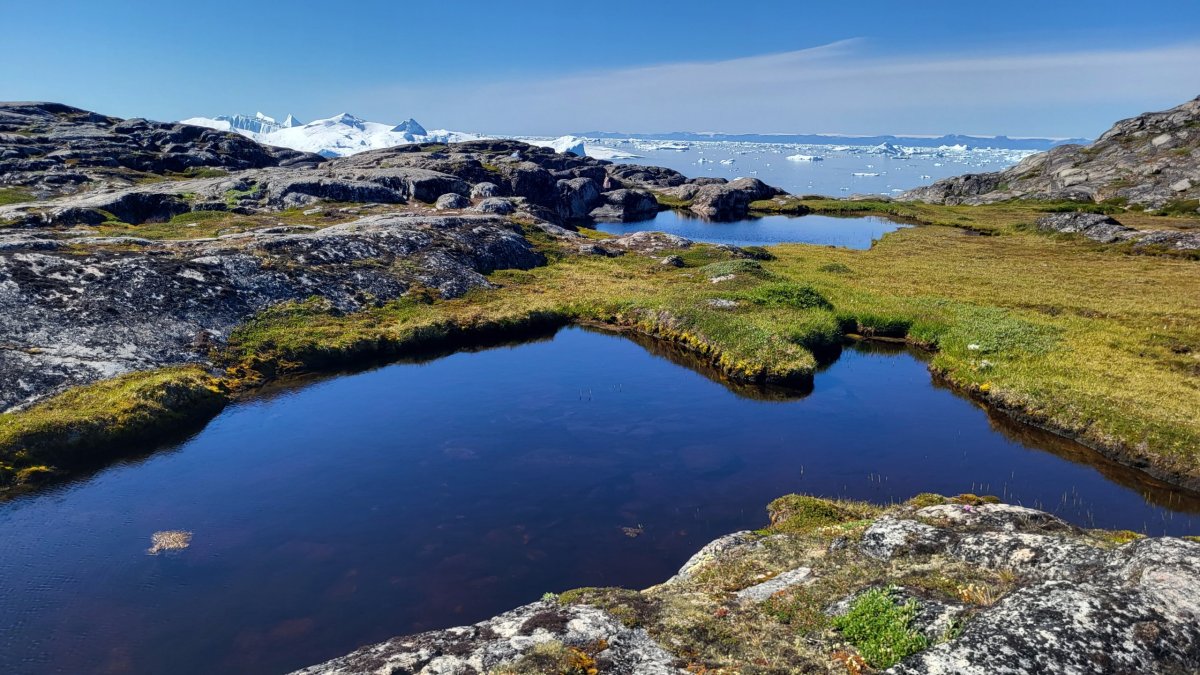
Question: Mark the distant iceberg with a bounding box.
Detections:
[182,111,481,157]
[517,135,642,160]
[785,154,823,162]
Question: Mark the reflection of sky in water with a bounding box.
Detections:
[593,211,909,248]
[1,329,1194,675]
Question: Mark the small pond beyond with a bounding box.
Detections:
[592,210,911,248]
[0,327,1196,675]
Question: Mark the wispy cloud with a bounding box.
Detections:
[353,41,1200,137]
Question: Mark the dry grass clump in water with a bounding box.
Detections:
[147,530,192,554]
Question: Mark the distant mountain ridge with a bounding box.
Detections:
[575,130,1089,150]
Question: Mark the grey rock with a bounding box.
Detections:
[289,600,682,675]
[0,214,543,411]
[1036,212,1136,243]
[689,177,782,219]
[472,197,516,215]
[665,530,758,584]
[556,177,602,220]
[604,231,693,254]
[735,566,813,602]
[470,181,500,199]
[0,102,323,200]
[434,193,470,210]
[588,189,659,222]
[1035,211,1200,251]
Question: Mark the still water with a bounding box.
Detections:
[592,210,910,248]
[1,328,1195,674]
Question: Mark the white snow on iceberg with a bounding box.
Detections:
[182,111,483,158]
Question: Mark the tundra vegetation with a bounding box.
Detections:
[2,197,1199,495]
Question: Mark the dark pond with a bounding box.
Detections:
[592,210,911,248]
[1,327,1196,675]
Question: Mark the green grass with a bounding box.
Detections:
[832,586,930,668]
[766,494,879,534]
[0,187,34,205]
[0,367,226,492]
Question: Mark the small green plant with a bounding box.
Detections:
[541,592,559,603]
[832,586,929,669]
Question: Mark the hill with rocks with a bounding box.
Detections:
[903,96,1200,213]
[0,102,780,412]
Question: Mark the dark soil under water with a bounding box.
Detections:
[1,327,1196,674]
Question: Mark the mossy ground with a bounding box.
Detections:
[3,200,1200,493]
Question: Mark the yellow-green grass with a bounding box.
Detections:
[0,366,226,490]
[3,202,1199,493]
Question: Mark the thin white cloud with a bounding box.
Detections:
[353,41,1200,137]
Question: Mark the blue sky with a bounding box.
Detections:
[3,0,1199,137]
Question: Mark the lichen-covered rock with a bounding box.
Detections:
[0,214,544,411]
[289,600,682,675]
[1036,212,1136,243]
[1034,212,1200,251]
[470,181,500,199]
[435,192,470,210]
[472,197,517,215]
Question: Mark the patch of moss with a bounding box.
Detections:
[766,494,875,534]
[744,283,833,311]
[0,366,227,492]
[905,493,948,509]
[169,210,227,224]
[0,187,34,205]
[818,262,853,274]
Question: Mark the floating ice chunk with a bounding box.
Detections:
[786,154,824,162]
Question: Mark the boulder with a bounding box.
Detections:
[588,189,659,222]
[470,181,501,199]
[556,177,602,220]
[434,193,470,210]
[472,197,517,215]
[689,177,781,219]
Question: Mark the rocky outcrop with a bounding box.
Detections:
[690,177,783,219]
[903,96,1200,210]
[0,214,543,411]
[291,601,680,675]
[588,188,659,222]
[292,496,1200,675]
[1036,211,1200,251]
[0,102,323,199]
